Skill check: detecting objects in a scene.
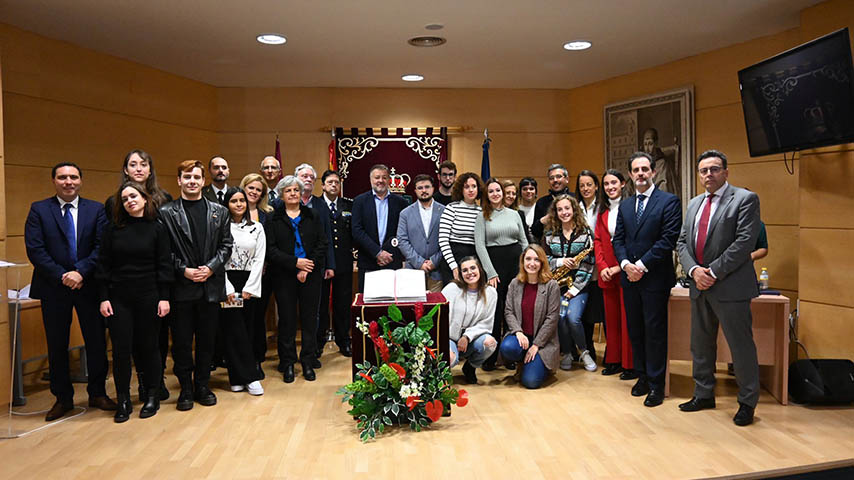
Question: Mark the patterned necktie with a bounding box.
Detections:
[635,194,646,224]
[63,203,77,264]
[695,193,715,265]
[269,190,277,203]
[217,190,224,204]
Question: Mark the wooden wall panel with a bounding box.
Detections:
[797,301,854,359]
[799,149,854,230]
[726,161,799,227]
[798,229,854,308]
[758,225,799,292]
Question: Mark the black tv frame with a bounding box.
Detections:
[738,28,854,157]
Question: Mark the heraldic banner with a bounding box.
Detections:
[335,127,448,200]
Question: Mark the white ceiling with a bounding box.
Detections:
[0,0,823,89]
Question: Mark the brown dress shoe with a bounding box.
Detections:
[45,401,74,421]
[88,396,118,411]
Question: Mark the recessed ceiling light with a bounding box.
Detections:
[257,34,286,45]
[563,40,592,51]
[401,74,424,82]
[425,24,444,31]
[408,36,446,47]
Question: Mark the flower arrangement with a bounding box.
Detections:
[337,303,468,442]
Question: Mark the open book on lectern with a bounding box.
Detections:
[363,268,427,303]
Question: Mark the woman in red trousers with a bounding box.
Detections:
[594,169,636,379]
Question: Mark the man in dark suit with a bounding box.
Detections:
[317,170,354,357]
[612,151,682,407]
[530,163,573,242]
[676,150,761,426]
[351,164,408,292]
[260,156,282,204]
[159,160,233,411]
[25,162,116,421]
[201,156,230,204]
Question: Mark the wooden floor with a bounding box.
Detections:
[2,342,853,480]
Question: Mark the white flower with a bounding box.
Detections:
[355,319,370,336]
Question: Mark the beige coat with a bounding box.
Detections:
[504,278,560,370]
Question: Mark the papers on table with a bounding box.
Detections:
[363,269,427,303]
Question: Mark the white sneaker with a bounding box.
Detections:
[560,354,574,371]
[247,381,264,396]
[580,350,597,372]
[230,385,245,392]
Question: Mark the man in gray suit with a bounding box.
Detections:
[397,174,445,292]
[676,149,761,426]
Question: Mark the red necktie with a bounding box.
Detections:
[695,193,715,265]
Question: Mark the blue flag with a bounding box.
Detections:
[481,139,491,180]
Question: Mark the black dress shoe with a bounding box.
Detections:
[602,364,623,376]
[310,357,322,369]
[462,361,478,384]
[194,385,217,406]
[340,344,352,357]
[138,381,148,403]
[283,364,295,383]
[302,363,316,381]
[89,396,118,411]
[277,363,285,373]
[45,401,74,422]
[176,387,194,411]
[481,361,496,372]
[631,378,650,397]
[159,378,170,401]
[620,369,639,381]
[114,394,132,423]
[644,389,664,407]
[505,362,516,370]
[679,396,716,412]
[139,394,160,419]
[733,402,755,426]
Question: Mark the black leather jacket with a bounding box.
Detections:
[159,198,233,303]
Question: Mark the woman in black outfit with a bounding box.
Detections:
[98,182,172,422]
[105,149,173,402]
[221,188,266,395]
[266,176,327,383]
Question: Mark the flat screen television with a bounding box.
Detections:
[738,28,854,157]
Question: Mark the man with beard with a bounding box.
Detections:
[530,164,573,242]
[612,152,682,408]
[202,156,230,205]
[398,174,445,292]
[317,170,354,357]
[433,160,456,205]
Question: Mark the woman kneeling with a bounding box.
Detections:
[499,245,560,389]
[441,256,497,384]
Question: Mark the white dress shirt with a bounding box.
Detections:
[418,199,434,238]
[57,195,79,230]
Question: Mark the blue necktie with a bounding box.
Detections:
[63,203,77,264]
[636,195,646,224]
[329,200,337,219]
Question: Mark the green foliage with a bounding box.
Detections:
[336,304,467,442]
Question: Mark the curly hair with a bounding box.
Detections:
[451,172,484,203]
[545,194,588,235]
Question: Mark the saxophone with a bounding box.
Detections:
[552,246,593,289]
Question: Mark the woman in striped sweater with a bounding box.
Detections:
[541,194,597,372]
[475,178,529,370]
[438,172,483,284]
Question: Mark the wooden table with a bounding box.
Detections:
[666,287,791,404]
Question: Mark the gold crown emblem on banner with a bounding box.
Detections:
[388,168,410,193]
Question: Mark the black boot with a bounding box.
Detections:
[177,381,194,411]
[114,393,132,423]
[137,372,147,402]
[462,361,478,384]
[140,393,160,419]
[159,377,170,401]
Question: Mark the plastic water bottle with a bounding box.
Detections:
[560,297,570,317]
[759,268,769,290]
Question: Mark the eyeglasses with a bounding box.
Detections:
[548,174,565,181]
[698,166,723,175]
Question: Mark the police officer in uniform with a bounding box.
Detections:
[317,170,354,357]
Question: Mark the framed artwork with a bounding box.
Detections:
[604,86,695,208]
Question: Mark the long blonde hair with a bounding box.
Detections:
[240,173,273,213]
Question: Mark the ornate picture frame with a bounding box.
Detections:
[604,86,695,208]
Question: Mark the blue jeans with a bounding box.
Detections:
[559,292,589,354]
[449,334,496,368]
[499,335,548,389]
